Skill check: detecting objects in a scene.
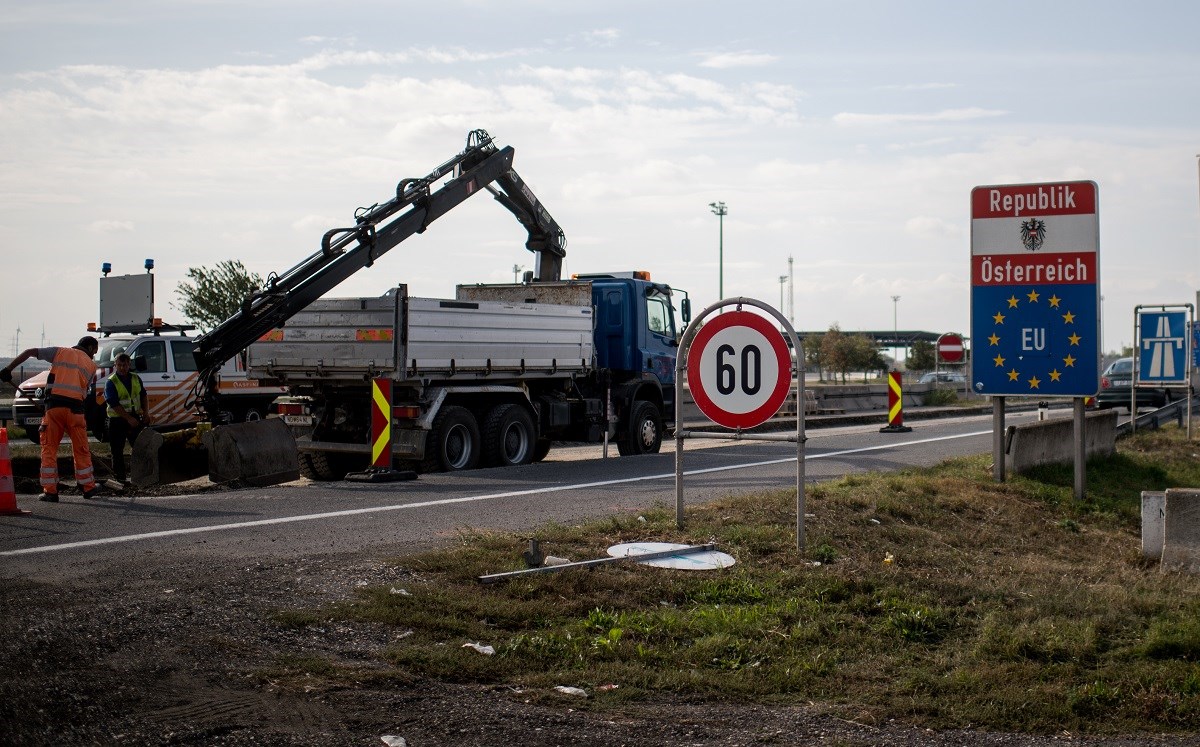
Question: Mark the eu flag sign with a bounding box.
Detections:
[970,181,1101,397]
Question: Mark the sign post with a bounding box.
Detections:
[1133,304,1195,438]
[970,180,1100,498]
[676,298,806,550]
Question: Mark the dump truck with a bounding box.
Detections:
[249,271,685,478]
[189,129,689,484]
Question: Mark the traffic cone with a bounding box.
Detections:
[0,427,31,516]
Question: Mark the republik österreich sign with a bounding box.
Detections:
[970,181,1100,397]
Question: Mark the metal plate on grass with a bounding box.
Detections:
[607,542,736,570]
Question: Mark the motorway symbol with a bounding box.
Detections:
[970,180,1100,397]
[686,310,791,430]
[1138,310,1188,385]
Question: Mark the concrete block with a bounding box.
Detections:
[1005,409,1117,474]
[1141,491,1165,561]
[1161,488,1200,574]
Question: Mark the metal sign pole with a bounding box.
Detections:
[1074,397,1086,501]
[675,297,806,550]
[993,396,1006,482]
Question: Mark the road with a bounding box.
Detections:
[0,411,1031,579]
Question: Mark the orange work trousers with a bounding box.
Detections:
[40,407,96,495]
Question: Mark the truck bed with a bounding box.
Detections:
[247,285,595,383]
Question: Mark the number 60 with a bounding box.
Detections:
[716,344,761,396]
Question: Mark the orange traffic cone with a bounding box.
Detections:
[0,427,31,516]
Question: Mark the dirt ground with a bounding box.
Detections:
[5,547,1200,747]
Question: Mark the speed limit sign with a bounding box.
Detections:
[687,310,792,429]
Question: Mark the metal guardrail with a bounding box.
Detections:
[1115,396,1194,437]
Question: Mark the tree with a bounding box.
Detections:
[909,339,936,371]
[820,325,851,383]
[174,260,263,332]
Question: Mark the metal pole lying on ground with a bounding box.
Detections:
[477,543,718,584]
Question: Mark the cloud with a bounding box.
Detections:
[698,51,778,69]
[904,216,960,240]
[87,220,134,233]
[833,108,1008,125]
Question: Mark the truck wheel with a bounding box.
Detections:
[298,451,353,481]
[483,404,535,467]
[423,405,481,472]
[618,401,662,456]
[532,438,552,463]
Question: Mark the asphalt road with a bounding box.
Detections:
[0,411,1031,580]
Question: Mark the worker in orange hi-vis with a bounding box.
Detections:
[1,336,107,502]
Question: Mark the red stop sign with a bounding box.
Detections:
[937,333,964,363]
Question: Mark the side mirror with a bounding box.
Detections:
[680,298,692,324]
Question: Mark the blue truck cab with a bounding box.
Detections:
[576,272,690,453]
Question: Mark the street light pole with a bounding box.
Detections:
[779,275,787,310]
[891,295,900,368]
[709,201,727,301]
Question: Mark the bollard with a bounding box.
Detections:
[879,370,912,433]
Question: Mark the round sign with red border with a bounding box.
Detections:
[936,333,965,363]
[687,310,792,429]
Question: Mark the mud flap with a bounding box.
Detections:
[204,419,300,487]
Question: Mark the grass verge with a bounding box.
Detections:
[266,425,1200,734]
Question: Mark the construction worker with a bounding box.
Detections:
[0,336,106,501]
[103,352,150,487]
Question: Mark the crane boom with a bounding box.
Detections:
[193,129,566,379]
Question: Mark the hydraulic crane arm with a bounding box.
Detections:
[193,129,566,378]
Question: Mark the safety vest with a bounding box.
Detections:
[47,347,97,402]
[107,373,144,417]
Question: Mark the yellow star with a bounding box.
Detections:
[988,333,1000,346]
[1049,369,1062,382]
[1048,295,1062,308]
[1062,311,1075,324]
[1028,376,1041,389]
[1068,333,1081,346]
[993,354,1005,367]
[1026,289,1040,303]
[1007,295,1020,308]
[993,312,1006,324]
[1063,354,1076,367]
[1008,369,1020,381]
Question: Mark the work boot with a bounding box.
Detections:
[82,484,107,500]
[39,493,59,503]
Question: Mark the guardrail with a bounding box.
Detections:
[1115,395,1194,437]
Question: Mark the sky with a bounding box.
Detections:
[1,0,1198,360]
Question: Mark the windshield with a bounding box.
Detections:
[94,338,132,367]
[1106,359,1133,375]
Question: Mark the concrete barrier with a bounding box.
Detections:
[1004,409,1117,474]
[1161,488,1200,574]
[1142,491,1166,561]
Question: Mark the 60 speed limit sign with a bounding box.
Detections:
[686,310,792,429]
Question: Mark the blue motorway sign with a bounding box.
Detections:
[970,181,1100,397]
[1192,321,1200,368]
[1138,310,1188,385]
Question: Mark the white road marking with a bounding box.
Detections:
[2,429,991,557]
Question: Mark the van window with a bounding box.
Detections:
[171,340,198,372]
[136,340,167,374]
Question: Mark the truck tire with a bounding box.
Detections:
[618,400,662,456]
[423,405,481,473]
[532,438,552,463]
[482,404,535,467]
[298,451,354,481]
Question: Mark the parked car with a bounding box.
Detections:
[918,371,967,385]
[11,371,50,443]
[1095,357,1177,411]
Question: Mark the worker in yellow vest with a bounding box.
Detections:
[104,352,151,487]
